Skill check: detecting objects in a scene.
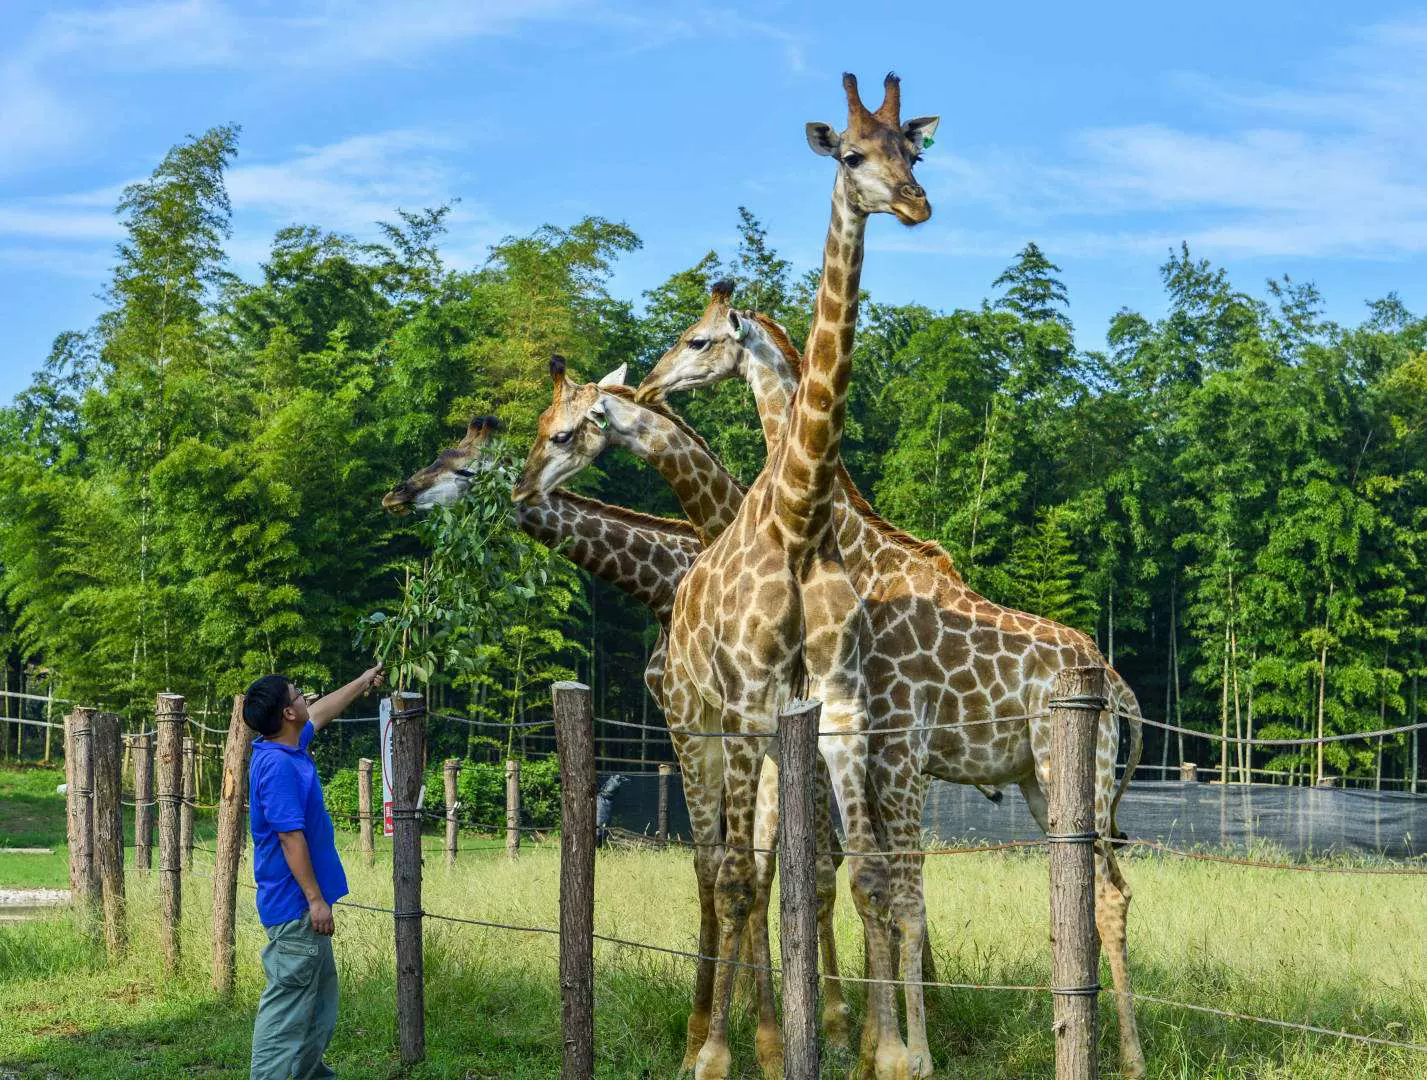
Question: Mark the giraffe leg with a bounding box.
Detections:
[815,765,851,1049]
[1096,709,1146,1079]
[750,755,783,1080]
[885,775,933,1079]
[820,724,907,1080]
[669,726,724,1073]
[694,733,765,1080]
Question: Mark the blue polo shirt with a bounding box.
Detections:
[249,721,348,927]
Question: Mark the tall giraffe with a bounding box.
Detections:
[638,286,1148,1077]
[653,72,938,1080]
[513,360,853,1071]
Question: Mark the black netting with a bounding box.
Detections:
[595,772,1427,859]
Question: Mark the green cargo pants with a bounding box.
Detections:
[250,913,339,1080]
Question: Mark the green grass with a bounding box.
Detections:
[0,764,221,890]
[4,763,1427,1077]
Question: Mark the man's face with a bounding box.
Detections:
[283,684,310,728]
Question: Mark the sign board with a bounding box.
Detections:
[380,696,394,837]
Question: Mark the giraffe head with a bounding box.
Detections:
[806,71,939,225]
[381,416,500,515]
[511,354,630,503]
[636,279,749,404]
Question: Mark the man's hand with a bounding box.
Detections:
[309,897,335,936]
[309,665,387,730]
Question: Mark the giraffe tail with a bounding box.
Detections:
[1106,669,1142,847]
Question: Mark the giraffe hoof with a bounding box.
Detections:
[874,1042,910,1080]
[908,1048,935,1079]
[823,1001,852,1048]
[694,1041,731,1080]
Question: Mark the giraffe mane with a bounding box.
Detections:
[749,312,963,582]
[600,384,747,496]
[551,488,704,541]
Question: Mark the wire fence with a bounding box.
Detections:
[54,678,1427,1077]
[175,844,1427,1059]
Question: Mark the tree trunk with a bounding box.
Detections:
[1220,623,1231,785]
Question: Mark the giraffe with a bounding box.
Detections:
[637,283,1148,1077]
[381,415,700,712]
[644,71,940,1080]
[512,358,854,1072]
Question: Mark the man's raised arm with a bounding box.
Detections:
[308,666,385,732]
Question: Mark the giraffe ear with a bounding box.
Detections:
[903,116,940,150]
[727,309,748,343]
[806,122,841,157]
[596,362,628,388]
[586,400,610,431]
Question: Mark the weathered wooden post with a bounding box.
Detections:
[357,758,375,867]
[1048,667,1104,1080]
[66,706,99,915]
[181,736,196,871]
[212,695,256,997]
[156,694,185,974]
[93,711,127,960]
[444,758,460,868]
[391,692,426,1065]
[1179,762,1198,783]
[778,699,822,1079]
[505,758,522,860]
[553,681,595,1080]
[656,763,672,846]
[129,731,155,871]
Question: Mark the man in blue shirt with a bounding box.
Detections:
[243,665,384,1080]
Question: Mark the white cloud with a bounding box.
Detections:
[0,129,509,281]
[915,17,1427,260]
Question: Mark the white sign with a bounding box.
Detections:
[380,697,394,838]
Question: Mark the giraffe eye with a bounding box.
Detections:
[551,431,573,445]
[453,467,476,478]
[842,151,864,168]
[689,338,709,350]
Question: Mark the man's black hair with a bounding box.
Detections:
[243,674,295,737]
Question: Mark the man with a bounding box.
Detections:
[242,665,384,1080]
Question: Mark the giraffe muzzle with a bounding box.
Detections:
[892,186,932,226]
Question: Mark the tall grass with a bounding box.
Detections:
[3,835,1427,1077]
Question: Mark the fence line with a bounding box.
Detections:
[309,891,1427,1058]
[66,675,1427,1079]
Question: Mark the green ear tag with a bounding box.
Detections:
[922,136,935,149]
[593,413,608,431]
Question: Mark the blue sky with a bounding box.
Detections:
[2,1,1425,401]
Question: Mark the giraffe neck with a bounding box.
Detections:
[741,322,799,448]
[600,393,742,543]
[772,174,866,538]
[514,490,697,623]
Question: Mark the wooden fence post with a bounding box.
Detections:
[181,737,196,872]
[156,694,185,974]
[505,758,521,860]
[391,692,426,1066]
[444,758,460,868]
[1179,762,1198,783]
[212,695,256,997]
[778,699,822,1080]
[1048,667,1104,1080]
[130,731,155,871]
[93,711,127,961]
[656,763,672,846]
[553,681,595,1080]
[66,706,99,915]
[357,758,375,867]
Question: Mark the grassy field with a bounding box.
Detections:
[3,762,1427,1078]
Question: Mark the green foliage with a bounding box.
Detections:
[1,126,1425,789]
